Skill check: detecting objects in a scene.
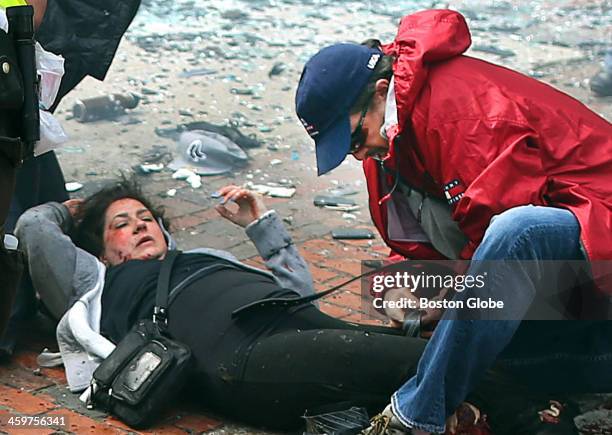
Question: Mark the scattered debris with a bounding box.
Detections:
[155,120,262,149]
[178,68,217,78]
[138,163,164,174]
[221,9,249,21]
[324,204,361,212]
[172,168,202,189]
[65,182,83,192]
[72,93,140,123]
[166,188,177,197]
[268,62,288,77]
[231,87,255,95]
[140,145,172,164]
[246,182,296,198]
[270,159,282,166]
[314,195,356,207]
[331,228,375,240]
[61,146,84,154]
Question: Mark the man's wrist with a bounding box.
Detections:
[26,0,47,30]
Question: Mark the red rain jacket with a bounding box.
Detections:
[364,9,612,265]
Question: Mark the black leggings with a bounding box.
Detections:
[187,305,426,429]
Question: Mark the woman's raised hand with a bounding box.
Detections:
[215,185,268,228]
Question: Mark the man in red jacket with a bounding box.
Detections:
[296,9,612,435]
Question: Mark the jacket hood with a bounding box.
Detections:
[382,9,471,134]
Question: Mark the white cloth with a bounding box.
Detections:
[381,76,398,139]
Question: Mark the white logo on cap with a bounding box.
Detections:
[367,54,381,70]
[300,117,319,138]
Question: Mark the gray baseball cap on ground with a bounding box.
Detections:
[169,130,249,176]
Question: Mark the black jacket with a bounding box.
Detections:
[36,0,141,111]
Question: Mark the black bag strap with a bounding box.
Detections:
[153,249,180,328]
[232,261,401,318]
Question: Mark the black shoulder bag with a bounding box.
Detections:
[87,250,193,428]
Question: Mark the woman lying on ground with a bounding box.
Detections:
[14,176,428,430]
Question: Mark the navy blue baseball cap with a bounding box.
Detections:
[296,43,382,175]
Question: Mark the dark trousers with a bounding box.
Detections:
[0,152,67,353]
[178,303,427,430]
[0,147,20,337]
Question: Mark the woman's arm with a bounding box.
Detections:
[14,201,102,319]
[245,210,314,296]
[216,186,314,297]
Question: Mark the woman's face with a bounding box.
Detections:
[101,198,167,266]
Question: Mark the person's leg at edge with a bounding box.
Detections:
[0,151,22,338]
[391,205,584,433]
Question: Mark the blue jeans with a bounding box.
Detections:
[391,205,612,433]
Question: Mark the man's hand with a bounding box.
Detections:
[215,185,268,228]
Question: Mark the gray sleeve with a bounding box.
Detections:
[14,202,101,319]
[245,210,314,297]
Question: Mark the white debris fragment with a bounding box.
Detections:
[342,213,357,221]
[65,182,83,192]
[270,159,282,166]
[246,182,296,198]
[166,188,177,197]
[172,168,201,189]
[140,163,164,173]
[172,168,196,180]
[324,204,361,212]
[187,174,202,189]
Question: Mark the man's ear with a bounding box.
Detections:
[374,78,389,97]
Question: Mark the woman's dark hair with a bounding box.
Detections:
[349,39,394,114]
[73,175,169,257]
